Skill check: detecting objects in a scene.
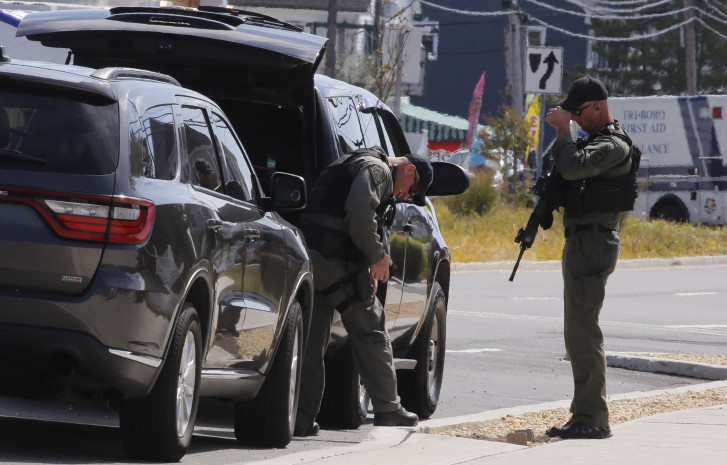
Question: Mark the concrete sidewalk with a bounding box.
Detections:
[249,377,727,465]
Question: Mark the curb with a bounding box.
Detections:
[607,352,727,380]
[451,255,727,272]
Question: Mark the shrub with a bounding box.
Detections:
[441,171,498,216]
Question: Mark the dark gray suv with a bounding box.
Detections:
[0,58,312,461]
[14,5,468,433]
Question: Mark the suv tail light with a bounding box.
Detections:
[0,187,154,244]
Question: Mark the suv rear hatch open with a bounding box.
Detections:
[17,7,328,189]
[17,7,328,106]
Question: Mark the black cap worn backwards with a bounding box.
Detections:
[405,153,433,207]
[557,76,609,112]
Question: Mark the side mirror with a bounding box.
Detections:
[427,161,470,196]
[264,172,307,211]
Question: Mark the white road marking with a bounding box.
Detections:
[446,348,503,353]
[674,292,718,297]
[450,310,727,336]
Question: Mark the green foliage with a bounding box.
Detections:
[480,106,534,203]
[440,172,498,216]
[578,0,727,95]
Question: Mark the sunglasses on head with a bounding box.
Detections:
[570,101,600,116]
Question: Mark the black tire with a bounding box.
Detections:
[317,343,368,429]
[120,302,202,462]
[234,300,303,447]
[650,198,688,223]
[398,282,446,419]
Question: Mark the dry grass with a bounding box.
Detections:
[440,386,727,446]
[433,200,727,263]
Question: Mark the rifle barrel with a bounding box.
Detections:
[509,246,526,282]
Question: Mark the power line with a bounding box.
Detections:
[419,0,727,42]
[419,1,509,17]
[524,0,692,21]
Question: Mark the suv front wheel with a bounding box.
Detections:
[398,282,446,419]
[120,302,202,461]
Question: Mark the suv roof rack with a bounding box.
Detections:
[91,67,181,86]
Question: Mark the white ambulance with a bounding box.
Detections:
[609,95,726,224]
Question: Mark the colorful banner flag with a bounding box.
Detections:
[466,71,486,147]
[525,93,541,158]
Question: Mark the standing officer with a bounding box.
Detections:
[544,76,636,439]
[293,146,432,436]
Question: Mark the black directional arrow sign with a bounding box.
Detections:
[525,46,563,94]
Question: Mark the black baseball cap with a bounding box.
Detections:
[405,153,433,207]
[557,76,608,112]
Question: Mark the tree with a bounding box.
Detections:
[332,0,412,104]
[479,106,534,203]
[580,0,727,96]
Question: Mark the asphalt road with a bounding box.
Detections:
[1,259,725,464]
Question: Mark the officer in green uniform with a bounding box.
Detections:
[544,77,635,440]
[294,146,433,436]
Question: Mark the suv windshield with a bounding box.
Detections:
[0,88,119,175]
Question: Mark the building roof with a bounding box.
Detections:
[399,101,485,143]
[233,0,369,12]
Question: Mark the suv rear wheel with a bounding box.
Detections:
[120,302,201,461]
[234,300,303,447]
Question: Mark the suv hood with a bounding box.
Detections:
[17,7,328,102]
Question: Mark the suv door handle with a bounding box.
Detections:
[206,219,223,231]
[244,227,260,241]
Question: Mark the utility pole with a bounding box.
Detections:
[324,0,338,78]
[684,0,697,95]
[503,0,524,115]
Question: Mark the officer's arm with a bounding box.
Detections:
[553,136,629,180]
[345,166,389,265]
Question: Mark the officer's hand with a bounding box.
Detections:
[545,106,571,136]
[370,255,393,284]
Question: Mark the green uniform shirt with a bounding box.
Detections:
[345,155,393,265]
[551,129,631,229]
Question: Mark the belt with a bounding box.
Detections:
[565,223,615,238]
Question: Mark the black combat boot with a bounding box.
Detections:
[373,407,419,427]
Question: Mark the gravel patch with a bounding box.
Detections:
[438,353,727,446]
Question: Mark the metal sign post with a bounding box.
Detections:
[525,46,563,178]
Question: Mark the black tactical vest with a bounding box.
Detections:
[306,147,390,218]
[563,126,641,216]
[301,147,392,259]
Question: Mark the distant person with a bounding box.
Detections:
[194,159,219,190]
[544,76,637,439]
[294,146,432,436]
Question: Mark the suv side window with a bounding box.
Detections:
[128,104,178,180]
[358,109,386,152]
[377,109,411,157]
[326,96,364,154]
[180,106,221,192]
[210,112,256,202]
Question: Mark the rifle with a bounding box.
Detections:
[509,168,561,281]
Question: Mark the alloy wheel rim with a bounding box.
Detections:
[428,311,440,399]
[176,331,196,437]
[287,325,300,432]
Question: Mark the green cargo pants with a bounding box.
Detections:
[296,249,400,430]
[562,224,620,427]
